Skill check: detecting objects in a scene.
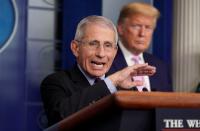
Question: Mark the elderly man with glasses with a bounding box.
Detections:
[40,15,156,126]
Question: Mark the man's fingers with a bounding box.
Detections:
[133,63,148,69]
[130,64,156,76]
[131,80,143,87]
[138,66,156,75]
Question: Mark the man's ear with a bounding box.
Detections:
[71,40,79,57]
[117,24,123,36]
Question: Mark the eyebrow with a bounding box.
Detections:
[88,40,115,44]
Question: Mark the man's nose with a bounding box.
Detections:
[139,26,146,36]
[96,45,105,57]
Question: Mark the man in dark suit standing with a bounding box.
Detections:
[40,15,156,126]
[109,2,172,92]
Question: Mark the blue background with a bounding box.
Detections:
[0,0,26,130]
[0,0,172,131]
[0,0,15,48]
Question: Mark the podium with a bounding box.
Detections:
[45,91,200,131]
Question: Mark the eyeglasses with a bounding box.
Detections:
[76,40,118,52]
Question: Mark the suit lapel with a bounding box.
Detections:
[112,48,127,71]
[143,53,152,64]
[143,53,156,90]
[69,65,91,87]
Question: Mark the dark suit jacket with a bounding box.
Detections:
[40,65,111,126]
[108,48,172,92]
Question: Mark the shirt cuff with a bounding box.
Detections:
[104,77,117,94]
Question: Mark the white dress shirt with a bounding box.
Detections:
[118,41,151,91]
[77,64,117,93]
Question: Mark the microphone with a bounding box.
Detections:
[131,87,138,91]
[142,87,148,92]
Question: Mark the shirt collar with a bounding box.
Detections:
[77,64,105,85]
[119,40,143,62]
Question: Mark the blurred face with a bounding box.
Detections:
[118,14,156,55]
[71,24,117,77]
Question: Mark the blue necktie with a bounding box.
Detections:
[94,78,101,84]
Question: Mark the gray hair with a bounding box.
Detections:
[74,15,118,44]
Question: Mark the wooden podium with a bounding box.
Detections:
[46,91,200,131]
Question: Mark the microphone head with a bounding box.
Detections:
[142,87,148,92]
[132,87,138,91]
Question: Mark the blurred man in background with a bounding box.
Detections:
[109,2,172,92]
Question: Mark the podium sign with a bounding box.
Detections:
[156,108,200,131]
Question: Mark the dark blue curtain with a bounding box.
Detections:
[62,0,102,69]
[153,0,173,67]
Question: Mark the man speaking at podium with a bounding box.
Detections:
[40,15,156,126]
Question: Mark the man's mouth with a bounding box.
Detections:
[91,61,105,69]
[136,41,145,44]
